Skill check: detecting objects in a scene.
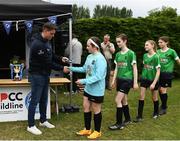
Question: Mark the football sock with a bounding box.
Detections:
[84,112,92,130]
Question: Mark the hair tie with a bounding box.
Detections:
[88,38,99,48]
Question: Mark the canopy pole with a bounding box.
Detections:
[69,18,73,105]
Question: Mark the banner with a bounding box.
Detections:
[3,21,12,35]
[48,16,57,24]
[25,20,33,33]
[1,14,60,35]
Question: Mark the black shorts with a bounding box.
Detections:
[159,72,173,88]
[84,91,104,103]
[116,78,133,95]
[140,79,159,90]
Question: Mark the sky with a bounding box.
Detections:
[44,0,180,17]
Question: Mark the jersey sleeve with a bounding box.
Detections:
[131,51,137,65]
[155,55,161,69]
[172,49,179,60]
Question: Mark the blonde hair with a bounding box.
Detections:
[146,40,157,52]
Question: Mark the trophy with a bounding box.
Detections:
[10,63,24,81]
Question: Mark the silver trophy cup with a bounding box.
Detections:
[10,64,24,81]
[14,65,21,80]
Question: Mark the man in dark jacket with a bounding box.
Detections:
[27,22,65,135]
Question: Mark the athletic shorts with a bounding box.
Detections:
[116,78,133,95]
[159,72,173,88]
[140,79,159,90]
[84,91,104,103]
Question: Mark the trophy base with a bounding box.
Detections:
[13,77,21,81]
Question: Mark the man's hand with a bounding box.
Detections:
[63,66,70,73]
[62,57,69,63]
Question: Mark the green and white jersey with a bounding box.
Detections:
[115,49,136,79]
[141,53,160,81]
[157,48,179,73]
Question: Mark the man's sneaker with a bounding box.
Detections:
[76,129,92,136]
[108,123,124,130]
[39,121,55,128]
[122,120,132,126]
[87,131,101,139]
[27,126,42,135]
[133,117,143,123]
[159,108,167,115]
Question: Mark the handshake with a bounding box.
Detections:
[63,65,84,90]
[61,57,71,73]
[62,61,84,89]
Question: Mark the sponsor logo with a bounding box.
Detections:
[160,58,168,63]
[25,92,39,113]
[144,64,154,69]
[117,62,127,68]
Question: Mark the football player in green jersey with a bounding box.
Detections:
[158,36,180,115]
[134,40,160,122]
[108,33,138,130]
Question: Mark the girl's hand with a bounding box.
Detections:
[150,83,155,90]
[75,79,82,85]
[133,83,139,90]
[111,82,115,89]
[76,79,84,92]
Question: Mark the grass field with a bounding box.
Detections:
[0,79,180,140]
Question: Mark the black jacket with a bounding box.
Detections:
[28,33,63,75]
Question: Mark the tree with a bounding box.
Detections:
[120,7,132,18]
[93,5,101,18]
[93,5,133,18]
[72,4,90,20]
[148,6,177,18]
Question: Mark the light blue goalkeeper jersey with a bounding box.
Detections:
[69,52,107,96]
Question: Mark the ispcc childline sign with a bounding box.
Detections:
[0,87,50,122]
[0,92,23,110]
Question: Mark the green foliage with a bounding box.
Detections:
[72,4,133,19]
[148,6,177,18]
[93,5,133,18]
[73,17,180,77]
[10,55,24,64]
[72,4,90,20]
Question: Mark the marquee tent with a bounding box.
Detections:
[0,0,72,21]
[0,0,73,79]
